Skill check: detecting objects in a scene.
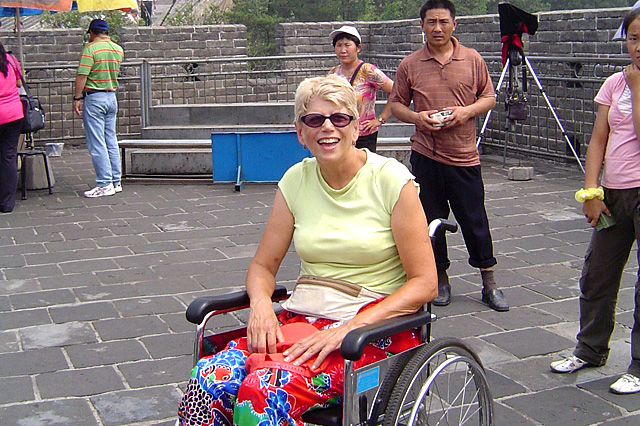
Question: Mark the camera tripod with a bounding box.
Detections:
[476,50,585,173]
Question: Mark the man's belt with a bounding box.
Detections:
[84,89,115,95]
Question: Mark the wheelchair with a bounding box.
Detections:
[185,219,494,426]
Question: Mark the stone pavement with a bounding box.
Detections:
[0,147,638,426]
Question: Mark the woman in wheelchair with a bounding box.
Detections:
[177,74,437,426]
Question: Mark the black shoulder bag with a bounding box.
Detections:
[10,56,45,134]
[349,62,365,86]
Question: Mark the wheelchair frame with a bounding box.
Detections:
[185,219,494,426]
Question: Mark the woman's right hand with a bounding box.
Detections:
[582,198,610,228]
[246,298,284,354]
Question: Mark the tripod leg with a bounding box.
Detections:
[477,58,510,148]
[524,57,585,173]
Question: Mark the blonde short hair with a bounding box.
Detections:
[294,75,360,123]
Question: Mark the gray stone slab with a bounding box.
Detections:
[135,277,203,296]
[432,313,502,339]
[0,308,51,331]
[601,414,640,425]
[111,253,168,270]
[485,369,527,399]
[0,347,68,377]
[0,277,40,294]
[504,386,622,426]
[129,240,186,255]
[0,331,19,353]
[113,295,185,317]
[578,376,640,413]
[483,328,575,358]
[49,301,119,323]
[0,399,98,426]
[475,306,563,331]
[0,376,34,404]
[37,366,125,398]
[494,285,552,307]
[58,258,119,274]
[118,356,192,388]
[524,280,581,300]
[140,332,194,358]
[66,340,150,368]
[3,264,63,280]
[535,298,581,322]
[9,289,76,309]
[94,316,171,341]
[20,321,97,350]
[74,283,143,302]
[95,266,160,285]
[39,272,102,289]
[91,385,182,426]
[493,401,537,426]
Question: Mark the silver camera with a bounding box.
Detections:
[429,110,452,127]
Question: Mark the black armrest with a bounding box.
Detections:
[340,311,434,360]
[186,285,289,325]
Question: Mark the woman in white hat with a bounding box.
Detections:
[328,25,393,153]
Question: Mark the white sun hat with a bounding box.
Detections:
[330,25,362,44]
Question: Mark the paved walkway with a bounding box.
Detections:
[0,148,638,426]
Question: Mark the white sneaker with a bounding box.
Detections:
[610,374,640,394]
[550,355,590,373]
[84,184,116,198]
[114,184,122,193]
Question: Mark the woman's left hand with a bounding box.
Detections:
[283,323,355,369]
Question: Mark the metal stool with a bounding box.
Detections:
[17,133,52,200]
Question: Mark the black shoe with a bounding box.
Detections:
[482,289,509,311]
[433,283,451,306]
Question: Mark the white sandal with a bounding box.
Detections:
[610,374,640,394]
[550,355,590,373]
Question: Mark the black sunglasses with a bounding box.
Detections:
[300,113,354,128]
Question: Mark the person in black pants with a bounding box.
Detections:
[0,41,24,213]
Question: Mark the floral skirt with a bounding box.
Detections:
[177,309,419,426]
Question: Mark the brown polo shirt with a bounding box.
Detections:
[391,37,494,166]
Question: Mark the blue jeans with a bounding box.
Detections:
[82,91,121,187]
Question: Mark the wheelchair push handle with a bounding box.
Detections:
[428,218,458,239]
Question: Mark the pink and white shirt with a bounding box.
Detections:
[595,71,640,189]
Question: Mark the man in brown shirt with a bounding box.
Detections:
[390,0,508,311]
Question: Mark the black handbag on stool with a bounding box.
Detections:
[10,56,46,134]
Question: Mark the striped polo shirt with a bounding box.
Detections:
[391,37,494,167]
[77,37,124,91]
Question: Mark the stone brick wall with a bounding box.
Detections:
[0,24,247,66]
[276,7,630,59]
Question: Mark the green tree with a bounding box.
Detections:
[40,10,136,43]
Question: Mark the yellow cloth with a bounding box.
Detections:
[76,0,137,12]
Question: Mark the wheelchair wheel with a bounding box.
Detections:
[382,337,493,426]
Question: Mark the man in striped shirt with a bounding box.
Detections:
[74,19,125,198]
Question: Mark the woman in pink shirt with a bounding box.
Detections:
[550,8,640,394]
[0,41,24,213]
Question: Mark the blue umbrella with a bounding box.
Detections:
[0,6,43,15]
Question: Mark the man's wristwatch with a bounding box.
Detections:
[74,96,83,101]
[378,116,386,124]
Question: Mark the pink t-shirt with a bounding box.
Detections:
[329,62,391,137]
[0,54,24,126]
[594,71,640,189]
